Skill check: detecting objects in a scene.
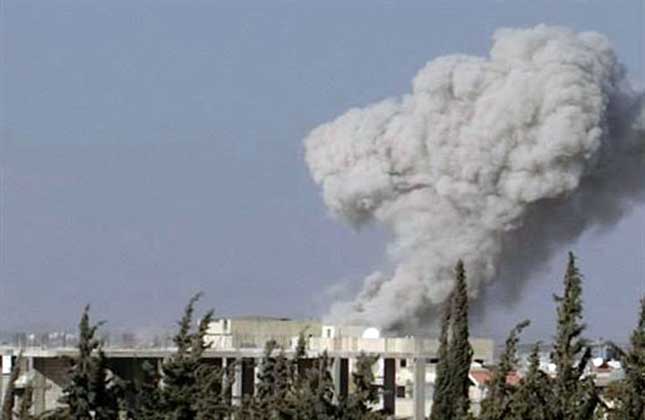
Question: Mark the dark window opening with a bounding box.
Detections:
[396,386,406,398]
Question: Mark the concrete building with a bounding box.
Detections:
[205,316,322,350]
[0,319,495,419]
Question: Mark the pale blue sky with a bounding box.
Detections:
[1,0,643,341]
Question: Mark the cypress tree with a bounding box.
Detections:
[60,306,120,420]
[194,362,231,420]
[336,352,383,420]
[429,260,474,420]
[293,352,337,420]
[91,349,121,420]
[551,252,597,420]
[61,306,96,420]
[508,343,551,420]
[350,353,380,416]
[450,260,474,419]
[129,360,164,420]
[130,295,225,420]
[192,307,230,420]
[257,340,279,402]
[608,297,645,419]
[429,295,453,420]
[293,331,308,387]
[250,340,280,420]
[479,320,530,420]
[272,350,294,418]
[158,293,214,420]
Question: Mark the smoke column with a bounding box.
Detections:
[304,25,645,330]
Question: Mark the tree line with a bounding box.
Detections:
[428,253,644,420]
[1,292,386,420]
[2,252,644,419]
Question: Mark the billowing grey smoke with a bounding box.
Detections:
[304,25,645,329]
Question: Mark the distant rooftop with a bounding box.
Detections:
[215,316,317,322]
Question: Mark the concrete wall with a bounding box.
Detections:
[308,337,494,364]
[206,318,322,350]
[33,357,69,414]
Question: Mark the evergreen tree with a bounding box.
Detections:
[551,253,597,420]
[246,340,295,420]
[608,297,645,420]
[272,350,294,418]
[429,296,453,420]
[293,353,338,420]
[241,340,280,420]
[450,260,474,419]
[191,311,230,420]
[293,331,308,387]
[194,361,232,420]
[479,320,530,420]
[255,340,279,416]
[60,306,120,420]
[508,343,551,420]
[129,361,163,420]
[91,349,121,420]
[429,260,474,420]
[61,306,97,420]
[129,295,228,420]
[351,353,380,415]
[337,353,384,420]
[157,293,214,420]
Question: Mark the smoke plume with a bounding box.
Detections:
[304,25,645,330]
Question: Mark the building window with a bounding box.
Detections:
[396,386,406,398]
[400,359,407,368]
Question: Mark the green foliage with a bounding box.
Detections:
[293,353,338,420]
[430,260,473,420]
[451,260,474,419]
[503,253,603,420]
[344,353,381,419]
[239,340,283,420]
[479,320,530,420]
[60,306,120,420]
[23,252,642,420]
[607,297,645,420]
[271,351,293,415]
[507,343,551,420]
[430,293,453,420]
[551,253,598,420]
[128,360,163,420]
[255,340,280,413]
[126,293,230,420]
[293,330,308,386]
[91,350,122,420]
[154,293,224,420]
[502,253,600,420]
[239,340,385,420]
[194,361,233,420]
